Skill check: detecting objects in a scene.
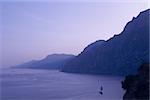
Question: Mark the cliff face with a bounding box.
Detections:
[62,9,149,75]
[122,63,149,100]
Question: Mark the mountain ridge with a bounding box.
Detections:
[15,54,75,70]
[61,9,149,76]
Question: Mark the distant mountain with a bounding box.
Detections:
[16,54,75,69]
[62,9,149,76]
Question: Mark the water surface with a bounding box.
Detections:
[1,68,124,100]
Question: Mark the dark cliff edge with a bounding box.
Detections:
[62,9,149,76]
[121,63,149,100]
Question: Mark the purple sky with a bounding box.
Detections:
[1,1,149,67]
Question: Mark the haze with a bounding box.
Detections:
[1,1,148,67]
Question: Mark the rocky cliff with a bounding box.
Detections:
[122,63,149,100]
[62,9,149,76]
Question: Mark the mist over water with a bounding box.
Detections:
[1,68,124,100]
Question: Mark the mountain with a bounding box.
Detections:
[61,9,149,76]
[15,54,75,69]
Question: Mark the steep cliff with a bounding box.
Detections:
[62,9,149,75]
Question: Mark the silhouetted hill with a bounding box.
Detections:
[15,54,75,69]
[62,9,149,75]
[122,63,149,100]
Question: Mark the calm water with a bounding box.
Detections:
[0,68,124,100]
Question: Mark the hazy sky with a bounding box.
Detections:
[1,1,149,67]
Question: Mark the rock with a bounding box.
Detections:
[122,63,149,100]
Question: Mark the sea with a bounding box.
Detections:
[0,68,125,100]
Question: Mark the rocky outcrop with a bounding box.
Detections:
[122,63,149,100]
[62,9,149,76]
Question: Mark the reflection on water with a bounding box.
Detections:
[1,68,124,100]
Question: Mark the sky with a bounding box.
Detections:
[1,0,149,67]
